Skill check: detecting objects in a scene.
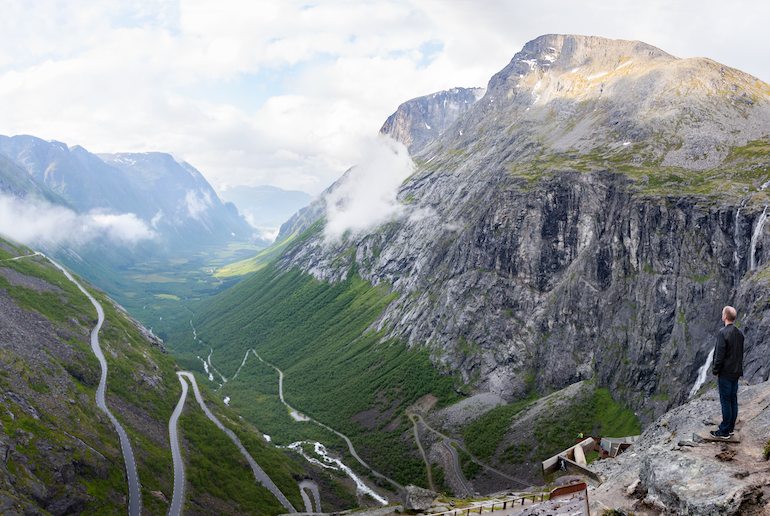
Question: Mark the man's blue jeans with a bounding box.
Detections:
[718,375,739,434]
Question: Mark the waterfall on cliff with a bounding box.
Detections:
[689,347,715,398]
[734,208,742,270]
[750,206,768,270]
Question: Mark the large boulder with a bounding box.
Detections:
[401,485,437,512]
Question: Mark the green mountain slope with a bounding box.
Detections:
[0,240,177,513]
[174,253,462,489]
[0,237,321,514]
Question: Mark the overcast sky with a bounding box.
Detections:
[1,0,768,195]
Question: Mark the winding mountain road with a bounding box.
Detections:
[299,480,322,513]
[439,441,474,497]
[411,414,531,490]
[45,255,142,516]
[168,374,189,516]
[0,251,43,262]
[171,371,297,513]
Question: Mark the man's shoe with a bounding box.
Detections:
[710,430,729,439]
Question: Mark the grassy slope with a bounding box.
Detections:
[463,384,640,469]
[0,240,308,515]
[214,231,299,278]
[0,243,175,513]
[185,263,462,487]
[462,396,538,461]
[507,137,770,198]
[179,397,306,514]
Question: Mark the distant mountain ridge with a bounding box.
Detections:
[219,185,312,239]
[0,152,62,203]
[0,135,255,249]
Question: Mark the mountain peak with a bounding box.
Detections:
[518,34,673,70]
[487,33,679,97]
[442,34,770,170]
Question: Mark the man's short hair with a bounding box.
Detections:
[723,306,737,322]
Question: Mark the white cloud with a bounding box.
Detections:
[0,193,156,247]
[323,136,413,242]
[0,1,767,196]
[184,190,212,219]
[89,212,157,244]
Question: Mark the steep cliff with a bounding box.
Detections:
[380,87,485,154]
[276,34,770,423]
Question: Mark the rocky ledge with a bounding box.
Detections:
[590,380,770,514]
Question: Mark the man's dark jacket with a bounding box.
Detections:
[712,323,744,379]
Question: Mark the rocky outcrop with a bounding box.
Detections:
[401,485,438,511]
[276,35,770,423]
[380,87,484,154]
[590,380,770,514]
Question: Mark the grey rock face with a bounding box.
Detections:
[380,87,485,154]
[590,380,770,514]
[283,169,770,422]
[401,484,437,511]
[276,34,770,424]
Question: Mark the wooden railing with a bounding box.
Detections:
[428,493,548,516]
[428,482,588,516]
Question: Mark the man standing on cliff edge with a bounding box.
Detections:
[711,305,745,439]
